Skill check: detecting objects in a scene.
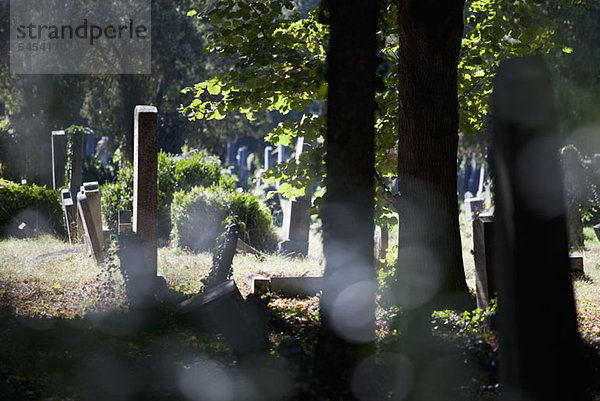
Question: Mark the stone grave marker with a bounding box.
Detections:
[594,224,600,243]
[374,225,389,261]
[133,105,158,278]
[51,130,66,190]
[492,56,583,399]
[76,192,103,263]
[464,197,484,223]
[118,210,132,234]
[277,143,287,164]
[226,141,237,165]
[593,153,600,174]
[177,280,267,356]
[236,146,249,187]
[264,146,274,170]
[61,189,77,244]
[569,253,584,273]
[278,137,312,256]
[473,213,495,311]
[560,146,585,250]
[82,181,103,253]
[251,276,322,298]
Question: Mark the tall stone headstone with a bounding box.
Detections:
[473,214,495,311]
[133,106,158,277]
[560,146,585,250]
[51,130,66,190]
[492,56,583,400]
[82,181,104,254]
[77,192,103,263]
[277,143,287,165]
[236,146,249,187]
[374,225,389,261]
[264,146,274,170]
[68,131,83,200]
[593,153,600,174]
[226,141,237,165]
[278,138,313,256]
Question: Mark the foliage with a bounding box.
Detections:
[170,185,278,252]
[0,179,65,238]
[182,0,567,223]
[82,157,117,186]
[100,150,232,237]
[432,298,497,339]
[64,125,92,188]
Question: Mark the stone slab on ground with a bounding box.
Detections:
[251,276,322,298]
[177,280,267,356]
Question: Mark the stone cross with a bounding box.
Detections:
[51,130,66,190]
[133,105,158,277]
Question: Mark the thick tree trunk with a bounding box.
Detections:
[315,0,376,398]
[395,0,470,309]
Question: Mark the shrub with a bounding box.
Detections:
[171,186,278,252]
[101,150,234,237]
[0,179,66,238]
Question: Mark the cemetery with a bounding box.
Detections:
[2,1,600,401]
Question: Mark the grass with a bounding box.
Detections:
[0,218,599,399]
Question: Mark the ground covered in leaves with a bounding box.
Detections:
[0,230,599,400]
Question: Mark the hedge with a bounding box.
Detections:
[101,150,235,238]
[0,179,65,238]
[170,186,278,252]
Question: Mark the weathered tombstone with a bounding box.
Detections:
[76,192,103,263]
[68,131,83,199]
[569,253,584,273]
[492,56,583,400]
[226,141,237,165]
[264,146,274,170]
[374,225,389,261]
[61,189,77,244]
[133,105,158,278]
[177,280,267,356]
[118,210,132,234]
[278,139,312,256]
[236,146,249,187]
[51,130,66,190]
[560,146,585,250]
[473,213,495,311]
[82,181,103,253]
[593,153,600,173]
[476,163,486,199]
[464,197,484,223]
[203,223,239,290]
[277,143,287,165]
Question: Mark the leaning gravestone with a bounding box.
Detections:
[492,56,583,400]
[278,137,312,256]
[82,181,103,254]
[133,105,158,278]
[51,130,66,190]
[76,192,103,263]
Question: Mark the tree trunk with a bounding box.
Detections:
[395,0,470,309]
[315,0,377,398]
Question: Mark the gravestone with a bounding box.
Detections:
[277,143,287,164]
[492,56,583,400]
[76,192,103,263]
[61,189,77,244]
[68,131,83,199]
[264,146,274,170]
[464,197,484,223]
[278,138,313,256]
[593,153,600,174]
[133,105,158,278]
[476,163,486,199]
[560,146,585,250]
[51,130,66,189]
[374,225,389,261]
[594,224,600,242]
[82,182,103,253]
[236,146,249,187]
[177,280,267,356]
[473,213,495,311]
[569,253,584,273]
[226,141,237,165]
[118,210,132,234]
